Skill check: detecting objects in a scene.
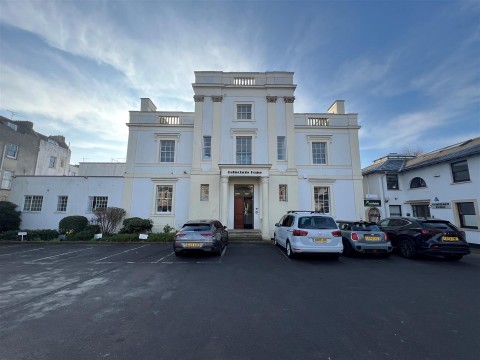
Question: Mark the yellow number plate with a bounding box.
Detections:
[185,243,201,247]
[442,237,459,242]
[314,238,328,243]
[364,236,380,241]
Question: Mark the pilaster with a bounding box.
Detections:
[267,96,278,170]
[212,95,223,170]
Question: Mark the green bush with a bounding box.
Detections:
[119,217,153,234]
[0,230,20,241]
[147,232,176,242]
[0,229,59,241]
[163,224,175,233]
[59,216,89,234]
[66,228,96,241]
[0,201,21,232]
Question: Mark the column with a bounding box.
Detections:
[261,176,269,239]
[211,96,223,170]
[221,176,229,226]
[267,96,278,169]
[192,95,204,171]
[284,96,296,173]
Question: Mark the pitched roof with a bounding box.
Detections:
[362,137,480,175]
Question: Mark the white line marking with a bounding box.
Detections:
[277,246,291,262]
[30,247,93,262]
[152,252,174,263]
[0,247,45,257]
[91,244,150,263]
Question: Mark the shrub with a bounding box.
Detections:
[119,217,153,234]
[92,207,126,234]
[0,201,21,232]
[163,224,175,233]
[0,230,21,241]
[59,216,89,234]
[147,232,176,242]
[66,228,96,241]
[0,229,59,241]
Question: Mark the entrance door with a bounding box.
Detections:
[234,185,254,229]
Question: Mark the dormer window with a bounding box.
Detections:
[410,177,426,189]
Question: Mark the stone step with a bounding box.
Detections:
[228,229,263,242]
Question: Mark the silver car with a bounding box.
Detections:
[336,220,392,257]
[174,219,228,256]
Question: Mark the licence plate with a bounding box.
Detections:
[364,236,380,241]
[185,243,201,247]
[442,237,459,242]
[314,238,328,243]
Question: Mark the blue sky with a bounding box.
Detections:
[0,0,479,167]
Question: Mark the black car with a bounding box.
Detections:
[378,217,470,261]
[173,219,228,256]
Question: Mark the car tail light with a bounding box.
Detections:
[421,230,437,235]
[175,233,186,238]
[293,229,308,236]
[331,230,341,237]
[201,234,216,238]
[384,232,389,241]
[351,232,359,241]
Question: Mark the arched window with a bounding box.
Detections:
[410,177,427,189]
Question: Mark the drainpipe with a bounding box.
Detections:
[381,173,388,217]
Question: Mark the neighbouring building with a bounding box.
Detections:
[0,116,72,201]
[362,137,480,245]
[11,71,364,239]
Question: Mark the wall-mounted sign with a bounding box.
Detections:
[220,167,269,177]
[430,202,451,209]
[364,199,381,207]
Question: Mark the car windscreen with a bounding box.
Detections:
[181,224,211,231]
[298,216,337,229]
[422,221,457,231]
[352,223,380,231]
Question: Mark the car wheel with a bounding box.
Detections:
[444,254,463,261]
[273,234,278,246]
[286,241,295,259]
[399,239,417,259]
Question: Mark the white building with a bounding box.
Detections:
[362,138,480,245]
[11,71,364,239]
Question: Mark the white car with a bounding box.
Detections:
[274,211,343,259]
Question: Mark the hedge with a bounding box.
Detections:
[0,229,59,241]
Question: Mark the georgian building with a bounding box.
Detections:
[11,71,365,239]
[362,137,480,245]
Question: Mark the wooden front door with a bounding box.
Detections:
[234,197,244,229]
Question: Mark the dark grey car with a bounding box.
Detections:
[173,219,228,256]
[336,220,392,257]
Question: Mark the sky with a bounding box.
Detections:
[0,0,479,168]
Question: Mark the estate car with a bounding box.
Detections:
[174,219,228,256]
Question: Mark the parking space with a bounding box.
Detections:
[1,242,479,360]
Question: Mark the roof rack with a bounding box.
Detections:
[287,210,326,214]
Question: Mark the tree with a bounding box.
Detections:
[401,146,424,157]
[92,207,126,234]
[0,201,21,232]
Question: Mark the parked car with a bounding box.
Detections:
[274,211,342,259]
[336,220,392,257]
[174,219,228,256]
[378,217,470,261]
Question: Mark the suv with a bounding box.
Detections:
[336,220,392,257]
[274,211,342,258]
[378,217,470,261]
[174,219,228,256]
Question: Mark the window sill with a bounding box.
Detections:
[451,180,472,185]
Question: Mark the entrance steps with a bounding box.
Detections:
[228,229,263,242]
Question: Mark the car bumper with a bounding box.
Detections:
[419,245,471,256]
[173,242,221,253]
[291,243,343,254]
[352,242,393,253]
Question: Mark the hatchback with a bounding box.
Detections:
[378,217,470,260]
[274,211,343,258]
[336,220,392,257]
[174,219,228,256]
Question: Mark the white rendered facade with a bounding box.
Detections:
[123,71,364,239]
[362,139,480,245]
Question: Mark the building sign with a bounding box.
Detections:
[430,202,451,209]
[364,199,381,207]
[221,167,269,177]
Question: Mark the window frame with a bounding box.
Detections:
[307,135,331,165]
[410,177,427,189]
[389,205,402,217]
[455,201,478,229]
[451,160,470,183]
[23,195,43,212]
[235,136,253,165]
[88,196,108,212]
[386,174,399,190]
[49,156,57,168]
[57,195,68,212]
[202,136,211,161]
[1,170,13,189]
[155,184,173,213]
[234,102,254,121]
[313,186,331,214]
[279,184,288,202]
[277,136,286,161]
[200,184,209,201]
[6,143,19,159]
